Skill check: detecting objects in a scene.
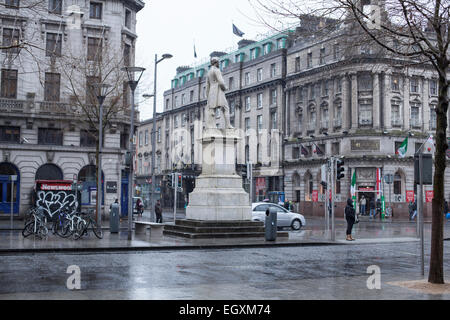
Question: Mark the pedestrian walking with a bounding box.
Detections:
[135,198,144,217]
[369,198,376,219]
[359,195,366,215]
[410,200,417,220]
[444,200,448,216]
[345,198,356,241]
[376,198,382,219]
[155,199,163,223]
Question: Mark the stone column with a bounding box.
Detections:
[423,77,430,131]
[373,73,380,129]
[342,75,350,130]
[384,72,392,129]
[350,72,358,130]
[403,77,410,130]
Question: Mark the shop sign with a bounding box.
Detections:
[406,190,415,203]
[426,190,434,203]
[312,190,318,202]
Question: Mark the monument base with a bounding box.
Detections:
[186,174,251,221]
[163,219,289,239]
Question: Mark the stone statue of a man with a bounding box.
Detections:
[206,57,233,129]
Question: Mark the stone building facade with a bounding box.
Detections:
[282,15,450,219]
[137,13,450,218]
[0,0,144,218]
[136,33,289,208]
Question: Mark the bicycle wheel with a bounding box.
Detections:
[22,221,34,238]
[90,219,103,239]
[38,225,48,238]
[60,219,73,238]
[74,220,87,240]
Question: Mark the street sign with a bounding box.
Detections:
[10,175,17,181]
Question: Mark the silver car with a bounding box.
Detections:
[251,202,306,230]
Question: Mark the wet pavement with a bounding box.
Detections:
[0,210,449,253]
[0,241,449,299]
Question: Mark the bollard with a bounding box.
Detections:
[265,207,277,241]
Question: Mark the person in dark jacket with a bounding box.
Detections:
[375,198,382,219]
[155,200,163,223]
[345,198,356,241]
[444,200,449,215]
[369,198,376,219]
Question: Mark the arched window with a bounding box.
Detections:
[394,172,403,195]
[35,163,63,180]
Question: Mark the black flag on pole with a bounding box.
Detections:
[232,23,245,37]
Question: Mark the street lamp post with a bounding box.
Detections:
[122,66,145,240]
[149,53,172,222]
[94,83,111,227]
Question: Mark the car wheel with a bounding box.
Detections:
[291,219,302,230]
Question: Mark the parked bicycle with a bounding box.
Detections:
[22,207,48,239]
[76,211,103,239]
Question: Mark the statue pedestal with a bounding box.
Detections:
[186,128,252,221]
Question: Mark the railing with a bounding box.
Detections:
[359,118,373,126]
[39,101,69,114]
[0,98,25,112]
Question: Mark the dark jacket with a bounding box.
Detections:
[345,198,355,221]
[444,201,449,214]
[369,199,375,209]
[376,199,381,209]
[155,203,162,215]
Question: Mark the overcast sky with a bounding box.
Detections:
[134,0,279,121]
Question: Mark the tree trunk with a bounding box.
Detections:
[428,69,449,284]
[96,142,100,222]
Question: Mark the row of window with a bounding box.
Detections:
[294,43,341,72]
[171,38,286,89]
[3,0,131,24]
[0,126,116,147]
[168,64,279,109]
[138,128,161,147]
[0,68,133,102]
[296,75,438,103]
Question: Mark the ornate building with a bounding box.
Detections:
[0,0,144,217]
[137,8,450,218]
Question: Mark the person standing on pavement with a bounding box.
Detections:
[369,198,376,219]
[359,195,366,216]
[155,199,163,223]
[345,198,356,241]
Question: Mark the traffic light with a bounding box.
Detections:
[167,175,173,188]
[336,159,345,180]
[124,152,132,171]
[177,174,183,189]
